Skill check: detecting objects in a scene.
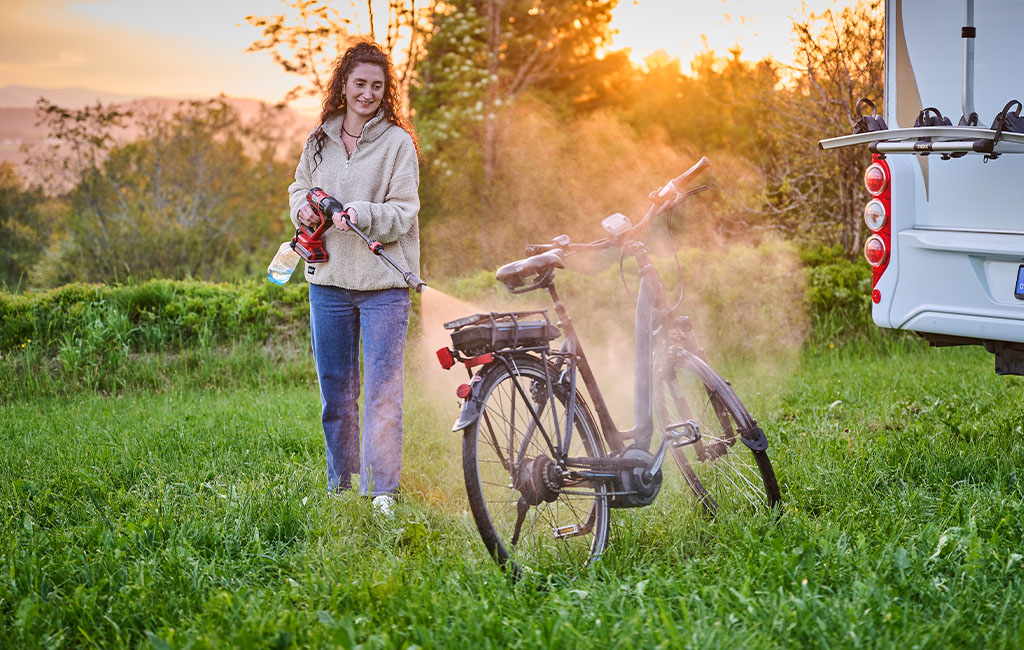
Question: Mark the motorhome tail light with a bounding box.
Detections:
[864,154,891,290]
[864,199,887,231]
[864,163,888,195]
[864,235,888,266]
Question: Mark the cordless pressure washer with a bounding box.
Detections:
[300,187,426,293]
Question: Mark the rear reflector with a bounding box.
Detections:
[456,384,472,399]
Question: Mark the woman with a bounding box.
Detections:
[288,41,420,513]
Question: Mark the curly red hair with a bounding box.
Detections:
[311,41,419,169]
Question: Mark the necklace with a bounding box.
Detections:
[341,123,362,139]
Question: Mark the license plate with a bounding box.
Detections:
[1015,265,1024,300]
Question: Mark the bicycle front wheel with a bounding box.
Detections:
[657,352,781,516]
[463,355,610,575]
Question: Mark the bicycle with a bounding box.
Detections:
[435,157,782,574]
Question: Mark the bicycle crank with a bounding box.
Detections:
[610,447,663,508]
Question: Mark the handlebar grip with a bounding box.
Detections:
[657,156,711,200]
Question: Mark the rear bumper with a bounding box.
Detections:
[878,228,1024,343]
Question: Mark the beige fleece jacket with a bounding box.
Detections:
[288,112,420,290]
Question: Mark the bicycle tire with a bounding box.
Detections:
[463,354,610,574]
[656,352,781,516]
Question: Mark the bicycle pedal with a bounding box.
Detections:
[552,523,583,539]
[665,419,701,447]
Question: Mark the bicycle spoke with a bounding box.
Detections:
[464,356,609,574]
[656,353,779,517]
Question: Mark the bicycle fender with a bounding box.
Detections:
[451,375,486,432]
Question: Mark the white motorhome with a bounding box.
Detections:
[820,0,1024,374]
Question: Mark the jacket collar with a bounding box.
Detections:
[321,110,390,145]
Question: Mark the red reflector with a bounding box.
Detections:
[864,235,888,266]
[456,384,472,399]
[464,353,494,369]
[864,164,888,196]
[872,289,881,303]
[436,347,455,370]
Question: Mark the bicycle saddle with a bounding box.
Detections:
[496,250,564,291]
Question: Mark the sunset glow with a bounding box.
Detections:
[0,0,845,109]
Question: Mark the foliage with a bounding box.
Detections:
[800,243,874,342]
[760,0,885,257]
[28,99,296,287]
[0,279,309,397]
[246,0,354,104]
[0,163,48,290]
[412,0,620,263]
[245,0,431,104]
[0,279,310,354]
[28,99,134,195]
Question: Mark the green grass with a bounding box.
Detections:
[3,335,1024,647]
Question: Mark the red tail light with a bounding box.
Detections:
[863,155,891,289]
[436,347,455,370]
[864,235,888,266]
[864,163,888,195]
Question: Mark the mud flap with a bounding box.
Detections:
[738,424,768,452]
[452,375,485,432]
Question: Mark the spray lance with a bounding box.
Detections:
[305,187,426,293]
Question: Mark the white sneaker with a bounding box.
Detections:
[372,494,396,516]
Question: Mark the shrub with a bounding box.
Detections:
[799,244,874,343]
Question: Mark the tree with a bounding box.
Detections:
[411,0,620,262]
[245,0,433,105]
[760,0,884,256]
[28,100,294,286]
[0,164,47,290]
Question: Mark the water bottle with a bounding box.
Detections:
[267,241,301,285]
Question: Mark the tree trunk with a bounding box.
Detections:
[481,0,504,266]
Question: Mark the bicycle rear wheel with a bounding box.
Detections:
[463,355,610,575]
[657,352,781,516]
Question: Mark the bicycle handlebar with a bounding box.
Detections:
[522,156,712,259]
[655,156,711,206]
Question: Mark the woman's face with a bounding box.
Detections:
[344,63,386,119]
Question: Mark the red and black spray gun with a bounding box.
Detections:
[300,187,426,293]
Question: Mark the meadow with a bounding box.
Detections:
[3,274,1024,648]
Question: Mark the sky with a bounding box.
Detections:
[0,0,846,114]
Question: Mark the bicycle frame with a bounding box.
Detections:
[544,245,666,454]
[452,217,714,481]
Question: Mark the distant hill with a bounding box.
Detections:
[0,85,315,185]
[0,85,140,109]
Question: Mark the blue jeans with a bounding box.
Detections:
[309,283,410,496]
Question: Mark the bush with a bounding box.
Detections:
[0,279,309,356]
[799,244,874,343]
[0,279,312,398]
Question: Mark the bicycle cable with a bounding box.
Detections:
[617,200,692,312]
[666,204,686,314]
